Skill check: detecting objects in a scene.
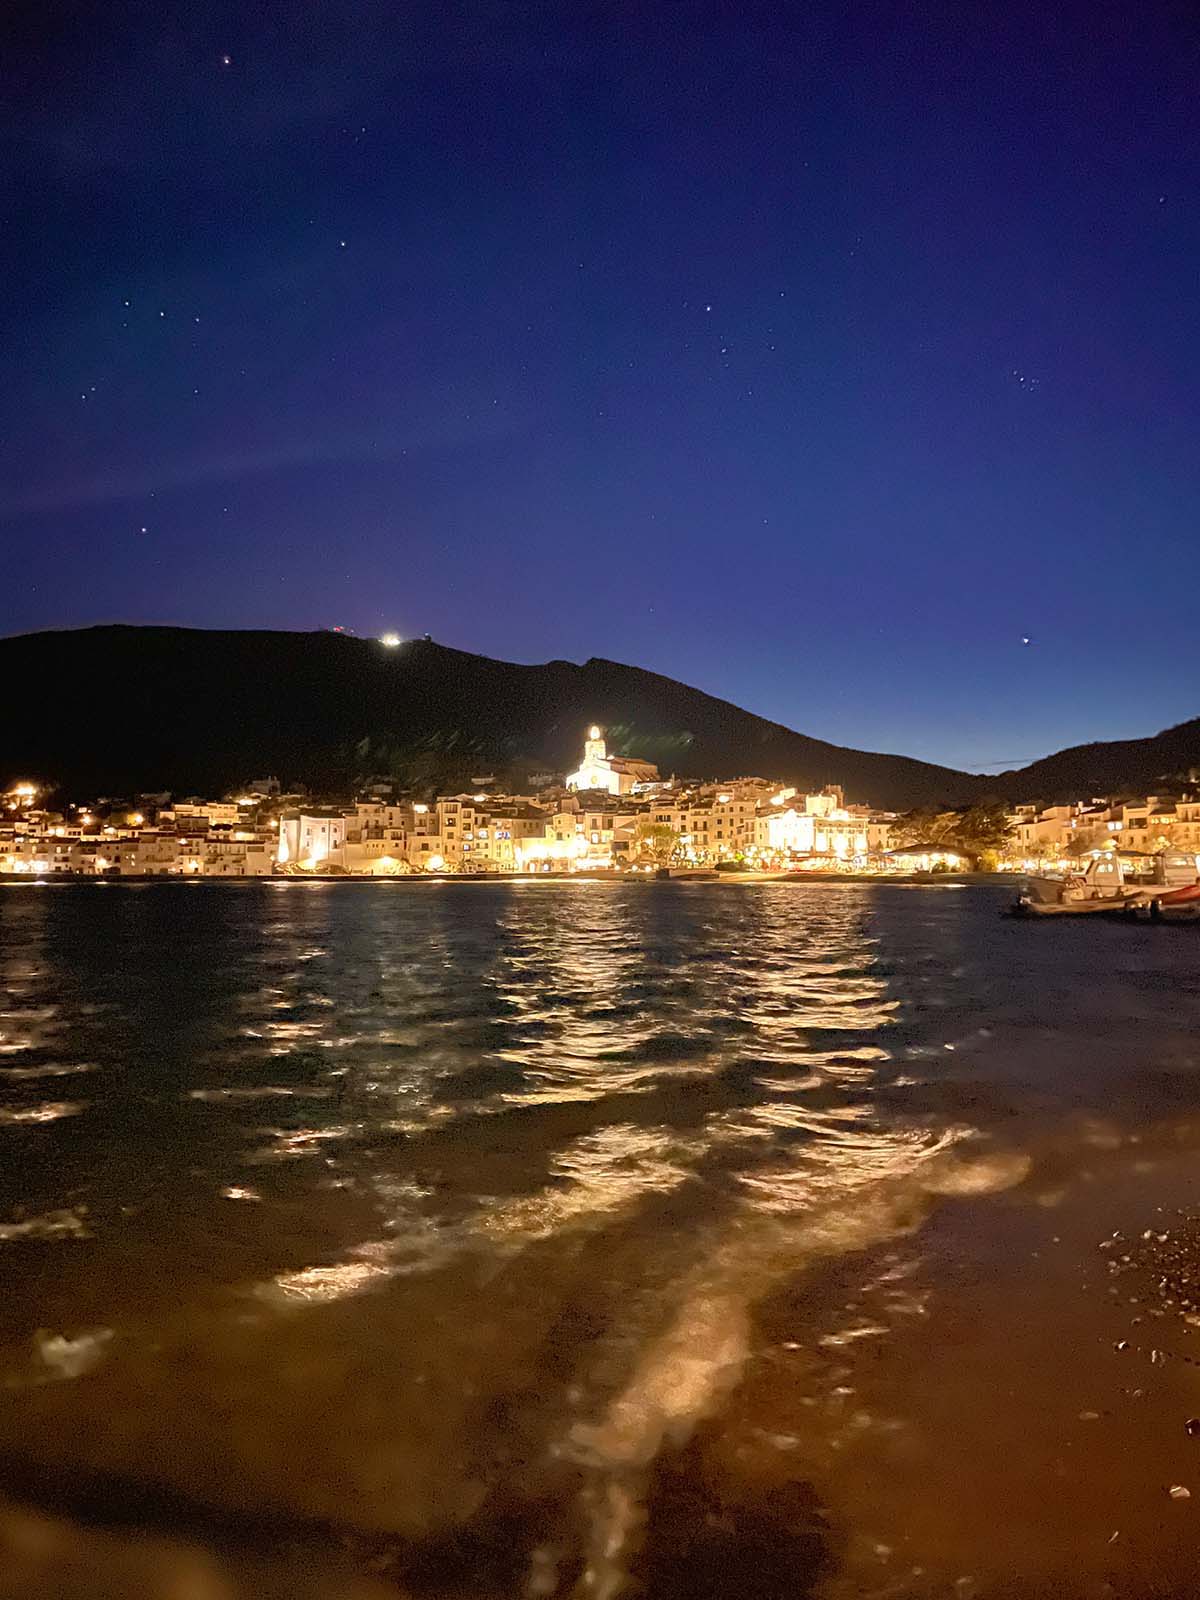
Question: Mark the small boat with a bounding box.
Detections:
[1013,853,1143,917]
[1012,849,1200,920]
[1157,880,1200,906]
[1138,875,1200,923]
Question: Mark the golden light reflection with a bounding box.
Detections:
[0,1101,85,1125]
[246,1125,352,1161]
[189,1085,335,1102]
[261,1260,393,1305]
[0,1208,89,1241]
[0,1061,96,1080]
[478,1124,692,1243]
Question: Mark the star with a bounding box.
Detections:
[221,54,232,66]
[1021,636,1031,646]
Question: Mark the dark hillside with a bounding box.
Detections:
[0,625,984,808]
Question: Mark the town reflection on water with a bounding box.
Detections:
[2,879,1200,1597]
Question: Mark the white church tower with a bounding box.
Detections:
[566,726,619,793]
[565,725,660,795]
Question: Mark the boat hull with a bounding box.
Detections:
[1011,892,1142,918]
[1157,882,1200,906]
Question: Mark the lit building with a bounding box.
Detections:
[277,811,349,870]
[3,782,38,812]
[755,788,868,863]
[884,843,970,872]
[195,834,275,876]
[344,799,413,873]
[866,815,894,855]
[168,800,241,827]
[1007,803,1080,860]
[467,803,550,870]
[565,727,659,796]
[518,800,634,871]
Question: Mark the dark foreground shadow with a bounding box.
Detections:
[629,1426,834,1600]
[0,1435,835,1600]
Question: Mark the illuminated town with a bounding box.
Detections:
[4,725,1200,881]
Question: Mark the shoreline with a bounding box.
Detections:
[0,870,1007,888]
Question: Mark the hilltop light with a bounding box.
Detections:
[380,633,402,648]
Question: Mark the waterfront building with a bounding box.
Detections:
[1114,796,1180,854]
[277,811,350,870]
[196,834,275,876]
[486,806,560,871]
[866,815,895,855]
[884,843,970,872]
[755,788,869,864]
[344,800,413,873]
[30,746,1200,883]
[516,799,635,871]
[1172,797,1200,852]
[997,794,1200,871]
[687,788,760,861]
[1007,803,1081,861]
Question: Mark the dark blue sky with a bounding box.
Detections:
[3,1,1198,770]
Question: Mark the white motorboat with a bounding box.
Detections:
[1013,849,1199,919]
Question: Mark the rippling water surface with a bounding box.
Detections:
[3,879,1200,1598]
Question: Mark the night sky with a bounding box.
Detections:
[4,2,1198,771]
